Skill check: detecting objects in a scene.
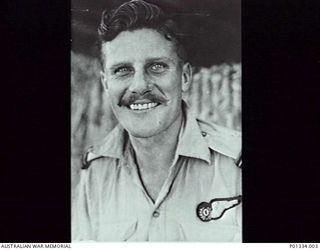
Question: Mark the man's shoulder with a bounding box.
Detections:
[196,118,241,165]
[81,125,125,170]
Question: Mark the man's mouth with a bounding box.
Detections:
[128,102,160,111]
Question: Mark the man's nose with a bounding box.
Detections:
[128,71,152,95]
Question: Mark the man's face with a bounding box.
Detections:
[101,28,191,138]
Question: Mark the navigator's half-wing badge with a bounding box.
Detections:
[196,195,242,222]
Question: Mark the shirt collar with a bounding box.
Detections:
[176,104,212,164]
[90,103,211,165]
[90,125,127,159]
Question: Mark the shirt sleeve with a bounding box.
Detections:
[72,170,94,241]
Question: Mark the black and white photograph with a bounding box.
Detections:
[2,0,320,245]
[71,0,242,242]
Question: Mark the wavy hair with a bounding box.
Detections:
[98,0,187,62]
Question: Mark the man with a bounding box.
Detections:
[72,0,242,242]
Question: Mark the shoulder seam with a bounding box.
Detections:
[197,119,241,159]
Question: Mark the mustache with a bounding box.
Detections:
[118,87,169,107]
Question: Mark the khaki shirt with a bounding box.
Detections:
[72,108,242,242]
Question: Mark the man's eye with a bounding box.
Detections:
[114,67,132,76]
[149,63,167,73]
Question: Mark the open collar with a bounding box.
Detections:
[90,125,127,159]
[176,107,212,165]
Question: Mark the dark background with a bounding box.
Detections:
[1,0,320,243]
[71,0,241,66]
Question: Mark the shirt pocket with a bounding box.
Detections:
[97,219,138,241]
[180,221,241,242]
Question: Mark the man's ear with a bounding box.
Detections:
[100,71,108,91]
[181,62,192,92]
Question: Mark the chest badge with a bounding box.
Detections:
[196,195,242,222]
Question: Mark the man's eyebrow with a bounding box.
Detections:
[145,57,176,64]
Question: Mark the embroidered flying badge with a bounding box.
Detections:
[196,195,242,222]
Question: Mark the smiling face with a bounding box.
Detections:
[101,28,191,138]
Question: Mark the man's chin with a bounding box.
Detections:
[126,127,163,139]
[113,103,180,138]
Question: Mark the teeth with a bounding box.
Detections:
[129,102,158,111]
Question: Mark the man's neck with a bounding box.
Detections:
[129,112,183,172]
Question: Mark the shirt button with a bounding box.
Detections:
[201,131,207,137]
[152,210,160,218]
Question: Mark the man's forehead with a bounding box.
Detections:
[101,28,179,67]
